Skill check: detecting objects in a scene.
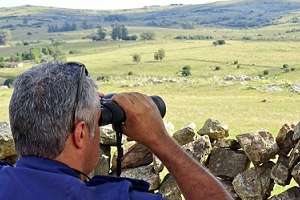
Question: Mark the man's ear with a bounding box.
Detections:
[72,121,87,149]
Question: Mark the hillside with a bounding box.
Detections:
[1,0,300,29]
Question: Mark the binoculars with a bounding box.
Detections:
[99,94,166,127]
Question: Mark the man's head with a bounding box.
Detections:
[9,61,100,174]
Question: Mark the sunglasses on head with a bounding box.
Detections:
[65,62,89,130]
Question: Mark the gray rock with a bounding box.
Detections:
[159,174,182,200]
[111,142,153,171]
[293,122,300,142]
[212,139,241,150]
[208,148,250,180]
[100,125,126,146]
[0,122,16,159]
[270,155,291,186]
[183,135,212,165]
[236,131,279,166]
[289,140,300,169]
[94,145,111,176]
[224,75,236,81]
[219,179,241,200]
[292,162,300,185]
[173,126,195,146]
[197,119,229,141]
[276,124,295,155]
[121,164,160,191]
[232,162,275,200]
[268,187,300,200]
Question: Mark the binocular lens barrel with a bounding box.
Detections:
[99,95,166,126]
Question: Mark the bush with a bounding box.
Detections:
[236,65,241,69]
[213,40,226,46]
[96,75,110,82]
[69,50,80,54]
[180,65,192,77]
[213,66,221,71]
[291,67,296,71]
[3,78,15,88]
[233,60,239,65]
[154,49,165,61]
[0,62,5,68]
[263,70,269,75]
[132,54,141,63]
[128,71,133,76]
[282,64,289,69]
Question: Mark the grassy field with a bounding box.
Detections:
[1,25,300,195]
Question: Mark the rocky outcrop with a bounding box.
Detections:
[236,131,278,166]
[197,119,229,140]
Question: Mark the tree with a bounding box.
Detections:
[132,54,141,64]
[111,24,128,40]
[92,26,106,41]
[0,31,10,46]
[154,52,159,61]
[140,32,155,40]
[154,49,165,61]
[30,48,42,63]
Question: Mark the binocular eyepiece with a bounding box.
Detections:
[99,94,166,126]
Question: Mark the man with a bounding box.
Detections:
[0,62,232,200]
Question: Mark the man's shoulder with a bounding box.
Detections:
[87,176,164,200]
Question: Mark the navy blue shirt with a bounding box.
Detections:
[0,156,164,200]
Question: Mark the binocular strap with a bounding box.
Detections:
[116,130,123,177]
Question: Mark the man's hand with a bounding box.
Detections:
[113,92,233,200]
[112,92,168,147]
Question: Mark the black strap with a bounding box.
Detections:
[114,124,124,177]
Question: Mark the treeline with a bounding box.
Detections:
[90,25,154,41]
[1,45,65,65]
[48,22,77,33]
[175,35,214,40]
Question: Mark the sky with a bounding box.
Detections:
[0,0,230,10]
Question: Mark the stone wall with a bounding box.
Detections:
[1,120,300,199]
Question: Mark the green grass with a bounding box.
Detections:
[1,25,300,196]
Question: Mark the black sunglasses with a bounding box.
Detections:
[66,62,89,130]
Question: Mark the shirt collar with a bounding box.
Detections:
[16,156,81,179]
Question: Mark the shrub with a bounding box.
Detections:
[291,67,296,71]
[213,66,221,71]
[3,78,15,88]
[236,65,241,69]
[213,40,226,46]
[233,60,239,65]
[69,50,80,54]
[128,71,133,76]
[180,65,192,77]
[263,70,269,75]
[132,54,141,63]
[282,64,289,69]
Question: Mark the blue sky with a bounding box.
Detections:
[0,0,229,10]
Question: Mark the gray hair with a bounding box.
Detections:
[9,62,99,159]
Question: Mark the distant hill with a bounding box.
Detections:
[1,0,300,29]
